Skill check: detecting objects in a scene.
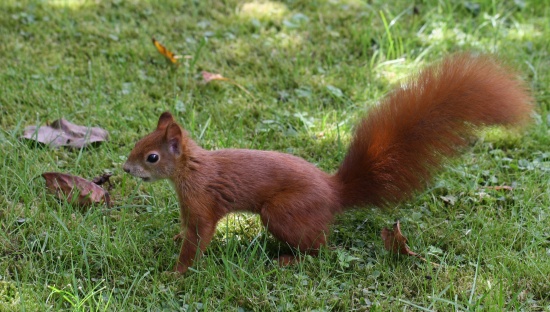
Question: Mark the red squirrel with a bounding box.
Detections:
[123,54,532,273]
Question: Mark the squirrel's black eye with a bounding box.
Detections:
[146,154,159,163]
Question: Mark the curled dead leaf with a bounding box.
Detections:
[380,221,440,267]
[22,119,108,148]
[92,172,113,190]
[381,220,418,256]
[42,172,111,208]
[152,37,180,64]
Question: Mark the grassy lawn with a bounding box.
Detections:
[1,0,549,310]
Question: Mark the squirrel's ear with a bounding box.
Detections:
[165,122,183,156]
[157,112,175,130]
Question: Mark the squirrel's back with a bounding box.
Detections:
[199,149,340,213]
[335,53,533,208]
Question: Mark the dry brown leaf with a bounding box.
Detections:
[92,172,114,191]
[381,221,440,266]
[92,173,113,185]
[152,37,181,64]
[42,172,111,208]
[22,119,108,148]
[201,71,228,83]
[381,220,418,256]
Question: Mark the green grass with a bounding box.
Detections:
[1,0,549,310]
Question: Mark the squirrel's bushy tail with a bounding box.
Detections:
[335,53,533,209]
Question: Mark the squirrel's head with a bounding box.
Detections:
[123,112,187,182]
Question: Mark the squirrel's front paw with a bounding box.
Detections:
[173,263,188,274]
[276,255,298,266]
[162,270,181,278]
[161,264,187,277]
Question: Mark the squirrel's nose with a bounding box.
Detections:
[122,164,130,173]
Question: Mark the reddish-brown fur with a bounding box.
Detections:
[123,54,532,274]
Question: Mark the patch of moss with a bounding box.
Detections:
[0,281,20,310]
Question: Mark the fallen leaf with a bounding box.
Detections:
[22,119,108,148]
[92,172,113,186]
[42,172,111,208]
[152,37,180,64]
[381,220,418,256]
[201,71,228,83]
[381,221,440,267]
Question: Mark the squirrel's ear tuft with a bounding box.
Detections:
[165,122,183,156]
[157,112,175,130]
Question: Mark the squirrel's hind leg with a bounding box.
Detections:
[259,200,334,265]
